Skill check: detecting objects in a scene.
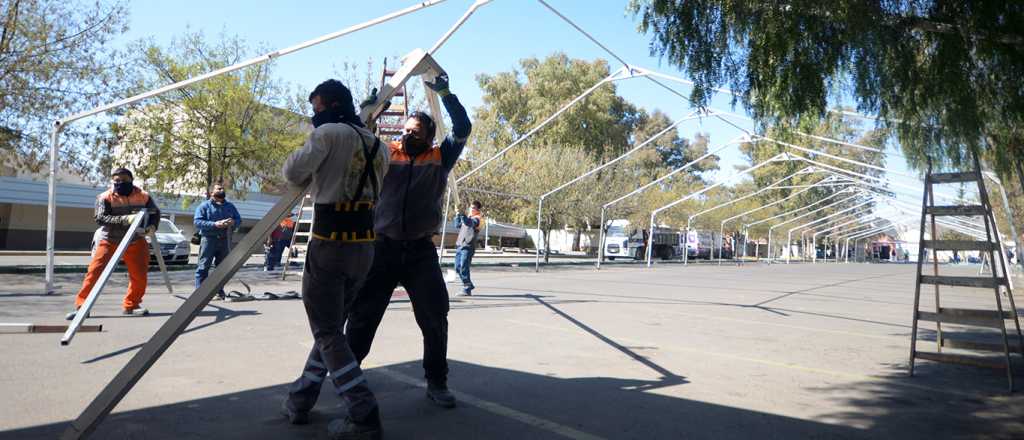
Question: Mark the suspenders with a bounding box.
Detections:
[311,125,382,243]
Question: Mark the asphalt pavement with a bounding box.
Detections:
[1,262,1022,439]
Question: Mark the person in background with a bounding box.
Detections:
[453,200,483,296]
[193,183,241,300]
[66,168,160,320]
[266,212,295,271]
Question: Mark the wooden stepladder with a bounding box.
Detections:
[909,151,1024,391]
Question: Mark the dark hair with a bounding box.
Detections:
[111,167,133,179]
[408,111,436,140]
[472,200,482,210]
[308,79,362,126]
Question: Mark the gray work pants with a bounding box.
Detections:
[286,238,378,421]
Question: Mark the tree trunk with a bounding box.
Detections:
[543,229,551,264]
[205,145,213,197]
[572,229,581,252]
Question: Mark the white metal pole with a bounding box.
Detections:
[439,186,453,264]
[429,0,494,55]
[61,212,146,345]
[45,0,451,293]
[535,198,544,272]
[45,124,62,294]
[646,211,656,267]
[597,208,606,269]
[540,112,704,201]
[457,67,635,184]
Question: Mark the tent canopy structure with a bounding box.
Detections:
[39,2,1022,438]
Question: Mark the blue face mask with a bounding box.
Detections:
[114,181,134,196]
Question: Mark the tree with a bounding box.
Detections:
[0,0,129,176]
[634,109,715,171]
[459,53,718,258]
[629,1,1024,191]
[110,31,306,197]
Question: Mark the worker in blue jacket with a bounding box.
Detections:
[193,183,241,300]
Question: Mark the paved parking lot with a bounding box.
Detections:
[1,262,1022,439]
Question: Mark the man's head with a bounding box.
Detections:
[471,200,482,212]
[111,168,134,196]
[210,184,226,201]
[308,79,356,119]
[402,111,435,157]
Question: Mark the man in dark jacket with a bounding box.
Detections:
[347,74,471,409]
[66,168,160,319]
[193,183,241,300]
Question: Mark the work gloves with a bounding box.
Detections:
[424,74,450,97]
[359,87,391,113]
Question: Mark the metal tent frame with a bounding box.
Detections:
[52,1,495,437]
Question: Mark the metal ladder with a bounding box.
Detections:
[281,195,314,280]
[375,58,409,141]
[909,151,1024,391]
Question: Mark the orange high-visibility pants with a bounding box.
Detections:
[75,239,150,310]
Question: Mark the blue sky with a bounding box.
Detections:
[117,0,945,206]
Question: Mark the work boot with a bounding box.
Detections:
[122,306,149,316]
[326,407,382,440]
[426,381,456,408]
[280,399,310,425]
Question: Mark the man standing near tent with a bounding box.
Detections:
[66,168,160,320]
[453,200,483,296]
[347,73,471,409]
[281,79,389,440]
[193,183,241,301]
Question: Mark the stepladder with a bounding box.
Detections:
[280,194,313,280]
[909,151,1024,392]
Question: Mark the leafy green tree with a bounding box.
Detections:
[629,0,1024,191]
[459,53,719,257]
[0,0,129,175]
[110,31,306,197]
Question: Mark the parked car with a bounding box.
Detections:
[91,218,190,265]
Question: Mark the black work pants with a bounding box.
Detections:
[347,236,450,384]
[286,239,378,421]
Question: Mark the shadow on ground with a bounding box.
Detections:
[3,359,872,440]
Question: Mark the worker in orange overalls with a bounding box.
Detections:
[66,168,161,320]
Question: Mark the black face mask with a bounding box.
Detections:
[311,109,343,128]
[113,181,134,196]
[213,191,226,200]
[402,133,431,157]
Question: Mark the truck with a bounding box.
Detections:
[603,220,681,261]
[685,230,734,260]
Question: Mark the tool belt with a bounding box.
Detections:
[311,123,381,243]
[312,201,375,242]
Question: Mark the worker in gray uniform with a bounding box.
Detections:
[280,79,389,440]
